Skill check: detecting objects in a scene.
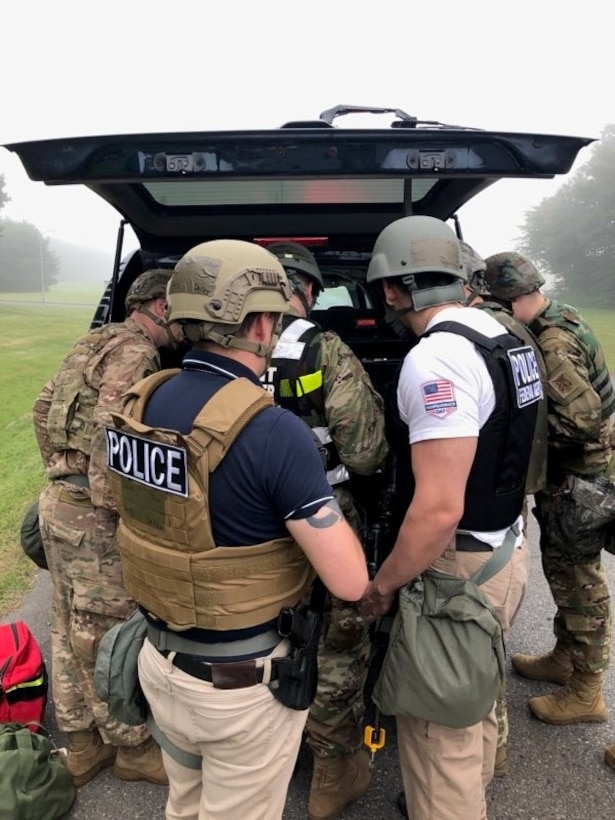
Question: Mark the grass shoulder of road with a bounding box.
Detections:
[0,302,95,612]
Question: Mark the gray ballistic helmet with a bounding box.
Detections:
[367,215,466,310]
[460,241,489,296]
[125,269,172,315]
[484,252,546,300]
[168,240,291,355]
[267,241,324,291]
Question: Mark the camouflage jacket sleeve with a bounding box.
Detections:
[321,331,389,475]
[87,334,161,510]
[32,377,56,465]
[540,326,603,445]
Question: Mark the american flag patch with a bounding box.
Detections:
[421,379,457,418]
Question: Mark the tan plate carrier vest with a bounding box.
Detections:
[108,372,314,632]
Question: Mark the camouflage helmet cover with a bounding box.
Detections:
[460,241,489,295]
[125,269,172,314]
[266,241,324,291]
[484,252,545,300]
[167,240,291,333]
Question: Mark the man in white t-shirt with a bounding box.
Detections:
[363,216,541,820]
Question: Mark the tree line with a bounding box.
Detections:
[0,179,60,292]
[518,123,615,308]
[1,124,614,304]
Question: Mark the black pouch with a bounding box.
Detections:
[269,607,321,711]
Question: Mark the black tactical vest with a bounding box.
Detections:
[421,320,540,531]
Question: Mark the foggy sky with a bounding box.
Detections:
[1,0,611,258]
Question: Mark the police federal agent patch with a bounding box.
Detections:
[506,345,543,408]
[421,379,457,419]
[105,428,188,497]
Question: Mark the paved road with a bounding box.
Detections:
[4,517,615,819]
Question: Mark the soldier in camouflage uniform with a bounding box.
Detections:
[485,251,614,728]
[462,242,548,778]
[33,270,181,787]
[265,242,389,820]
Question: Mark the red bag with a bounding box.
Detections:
[0,621,48,732]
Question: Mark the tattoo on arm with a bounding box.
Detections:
[306,500,343,529]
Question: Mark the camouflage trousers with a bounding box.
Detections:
[38,481,149,746]
[305,596,371,758]
[535,490,611,674]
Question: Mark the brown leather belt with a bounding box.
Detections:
[455,533,493,552]
[160,650,278,689]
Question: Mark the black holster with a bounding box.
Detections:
[269,606,321,711]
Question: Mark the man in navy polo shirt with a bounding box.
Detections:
[107,240,369,820]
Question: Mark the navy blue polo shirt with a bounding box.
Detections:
[141,349,334,645]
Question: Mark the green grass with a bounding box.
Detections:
[0,282,104,306]
[0,304,94,612]
[577,309,615,371]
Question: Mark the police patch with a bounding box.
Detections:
[506,345,543,408]
[105,428,188,497]
[421,379,457,418]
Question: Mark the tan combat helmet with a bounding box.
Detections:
[125,269,172,315]
[366,215,466,310]
[168,240,291,356]
[484,252,545,300]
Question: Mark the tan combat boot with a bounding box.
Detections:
[494,744,508,778]
[511,643,573,685]
[529,671,608,725]
[605,744,615,770]
[113,737,168,785]
[66,728,117,787]
[308,749,372,820]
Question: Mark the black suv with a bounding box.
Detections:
[4,103,592,520]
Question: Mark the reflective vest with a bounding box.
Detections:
[269,317,349,486]
[107,372,314,631]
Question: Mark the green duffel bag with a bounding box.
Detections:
[373,570,506,729]
[94,608,148,726]
[0,723,75,819]
[373,526,518,730]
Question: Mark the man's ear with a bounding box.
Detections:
[251,313,271,342]
[382,279,397,306]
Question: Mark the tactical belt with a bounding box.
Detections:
[146,623,280,659]
[455,533,493,552]
[159,650,279,689]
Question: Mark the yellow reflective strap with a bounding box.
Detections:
[4,675,45,693]
[295,370,323,397]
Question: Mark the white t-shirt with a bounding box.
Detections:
[397,305,523,547]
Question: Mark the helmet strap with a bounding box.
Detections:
[407,281,467,310]
[288,273,313,316]
[137,305,177,347]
